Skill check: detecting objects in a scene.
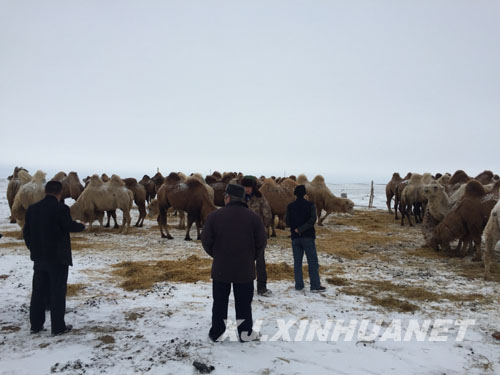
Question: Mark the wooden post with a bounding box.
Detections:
[369,180,374,208]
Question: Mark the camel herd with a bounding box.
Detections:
[386,170,500,280]
[7,166,499,281]
[5,168,355,241]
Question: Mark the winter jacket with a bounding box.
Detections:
[201,201,267,283]
[285,197,317,239]
[23,195,85,266]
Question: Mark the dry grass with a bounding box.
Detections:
[67,283,86,297]
[337,278,492,313]
[331,210,407,234]
[0,242,23,248]
[112,256,328,290]
[112,255,213,290]
[1,230,23,240]
[408,247,500,283]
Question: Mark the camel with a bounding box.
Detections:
[259,178,297,236]
[484,200,500,280]
[296,174,354,225]
[206,173,234,207]
[385,173,403,214]
[123,178,147,227]
[7,167,30,223]
[70,175,133,234]
[430,180,498,259]
[12,170,46,229]
[155,173,216,240]
[400,174,427,226]
[139,175,157,203]
[51,171,84,201]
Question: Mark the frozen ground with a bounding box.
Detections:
[0,178,499,375]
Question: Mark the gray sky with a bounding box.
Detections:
[1,1,499,183]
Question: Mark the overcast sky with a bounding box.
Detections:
[1,1,499,183]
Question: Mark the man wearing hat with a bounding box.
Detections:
[241,175,273,297]
[201,183,267,342]
[285,185,326,292]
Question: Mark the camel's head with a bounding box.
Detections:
[422,183,443,200]
[147,199,159,219]
[70,201,84,222]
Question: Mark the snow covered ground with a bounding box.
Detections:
[0,178,499,375]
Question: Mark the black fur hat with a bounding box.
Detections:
[294,185,306,198]
[241,175,257,188]
[225,184,245,199]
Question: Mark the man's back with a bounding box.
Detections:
[286,198,316,239]
[24,195,83,266]
[201,201,267,283]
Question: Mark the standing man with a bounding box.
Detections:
[23,180,85,335]
[285,185,326,292]
[241,175,272,297]
[201,184,267,342]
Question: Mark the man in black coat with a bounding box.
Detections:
[285,185,326,292]
[201,184,267,342]
[23,180,85,335]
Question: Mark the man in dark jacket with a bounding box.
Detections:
[285,185,325,292]
[201,184,267,342]
[23,180,85,335]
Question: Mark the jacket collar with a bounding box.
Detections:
[44,194,60,202]
[227,201,248,208]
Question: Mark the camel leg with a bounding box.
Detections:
[471,238,482,261]
[105,211,111,228]
[135,203,146,227]
[121,209,130,234]
[386,193,393,214]
[394,198,399,220]
[316,204,324,226]
[158,208,173,239]
[319,211,331,226]
[454,240,464,257]
[277,214,285,230]
[177,211,186,230]
[184,217,194,241]
[196,220,202,240]
[271,215,277,237]
[111,211,119,229]
[484,233,498,280]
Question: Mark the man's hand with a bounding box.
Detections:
[294,228,300,234]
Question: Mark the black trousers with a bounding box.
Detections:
[256,251,267,293]
[30,262,69,334]
[209,280,254,341]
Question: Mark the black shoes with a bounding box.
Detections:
[30,327,47,334]
[257,288,272,297]
[311,286,326,293]
[52,324,73,336]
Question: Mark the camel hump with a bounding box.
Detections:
[186,177,204,188]
[449,170,469,185]
[52,171,67,181]
[409,173,423,183]
[32,170,47,184]
[312,175,326,185]
[109,174,125,186]
[205,175,217,184]
[392,172,401,179]
[465,180,486,197]
[18,170,32,184]
[89,174,104,187]
[296,174,308,185]
[475,170,493,179]
[166,172,181,184]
